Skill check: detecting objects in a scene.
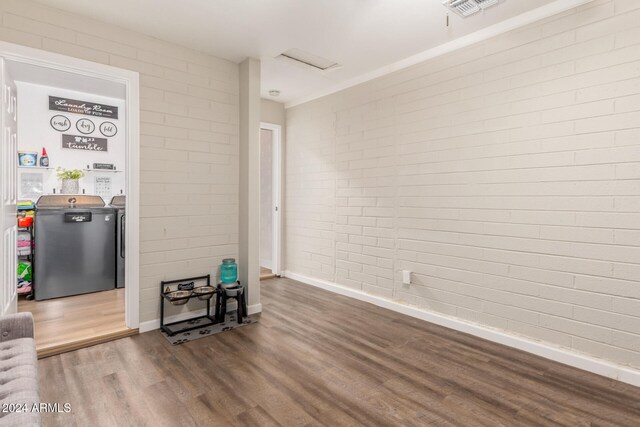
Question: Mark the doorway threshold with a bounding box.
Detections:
[37,328,138,358]
[260,266,276,280]
[19,287,132,358]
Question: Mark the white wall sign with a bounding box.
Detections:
[50,115,70,132]
[76,118,95,134]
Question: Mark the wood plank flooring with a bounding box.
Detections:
[19,288,133,357]
[260,266,276,280]
[38,277,640,426]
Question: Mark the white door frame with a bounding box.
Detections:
[260,122,282,276]
[0,41,140,329]
[1,58,18,316]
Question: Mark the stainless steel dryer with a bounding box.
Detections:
[109,195,125,288]
[34,195,116,300]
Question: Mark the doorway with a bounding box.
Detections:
[259,123,281,280]
[0,41,140,357]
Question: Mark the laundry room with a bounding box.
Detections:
[10,60,130,355]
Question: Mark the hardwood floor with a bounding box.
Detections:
[38,277,640,426]
[19,288,134,358]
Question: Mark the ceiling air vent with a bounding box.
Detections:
[277,48,340,71]
[443,0,501,18]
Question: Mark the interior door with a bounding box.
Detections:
[0,58,18,316]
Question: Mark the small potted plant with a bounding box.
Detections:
[56,167,85,194]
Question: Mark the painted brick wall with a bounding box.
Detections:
[286,0,640,368]
[0,0,240,322]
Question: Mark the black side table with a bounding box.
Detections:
[215,281,247,324]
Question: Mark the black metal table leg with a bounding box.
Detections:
[215,289,221,321]
[235,290,244,324]
[160,291,165,330]
[220,293,227,322]
[241,290,248,320]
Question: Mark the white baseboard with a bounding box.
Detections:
[248,303,262,315]
[283,270,640,388]
[139,302,262,333]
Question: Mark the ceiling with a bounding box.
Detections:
[33,0,566,105]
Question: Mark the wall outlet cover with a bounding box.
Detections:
[402,270,411,285]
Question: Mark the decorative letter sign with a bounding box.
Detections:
[50,115,71,132]
[49,96,119,119]
[99,121,118,137]
[76,118,96,134]
[62,134,108,152]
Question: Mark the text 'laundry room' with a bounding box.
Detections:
[8,59,129,354]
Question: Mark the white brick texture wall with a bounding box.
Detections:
[0,0,240,322]
[286,0,640,368]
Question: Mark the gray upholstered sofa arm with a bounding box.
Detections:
[0,312,34,342]
[0,312,40,426]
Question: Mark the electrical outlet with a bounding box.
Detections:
[402,270,411,285]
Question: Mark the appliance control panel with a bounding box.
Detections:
[64,212,92,223]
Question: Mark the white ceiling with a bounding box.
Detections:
[33,0,565,105]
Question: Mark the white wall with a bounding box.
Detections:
[285,0,640,370]
[0,0,241,323]
[260,128,273,269]
[16,82,126,202]
[239,58,261,308]
[261,99,285,127]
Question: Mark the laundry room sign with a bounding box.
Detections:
[49,96,119,119]
[62,134,108,152]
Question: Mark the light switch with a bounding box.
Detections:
[402,270,411,285]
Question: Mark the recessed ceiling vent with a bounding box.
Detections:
[443,0,501,18]
[277,48,340,71]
